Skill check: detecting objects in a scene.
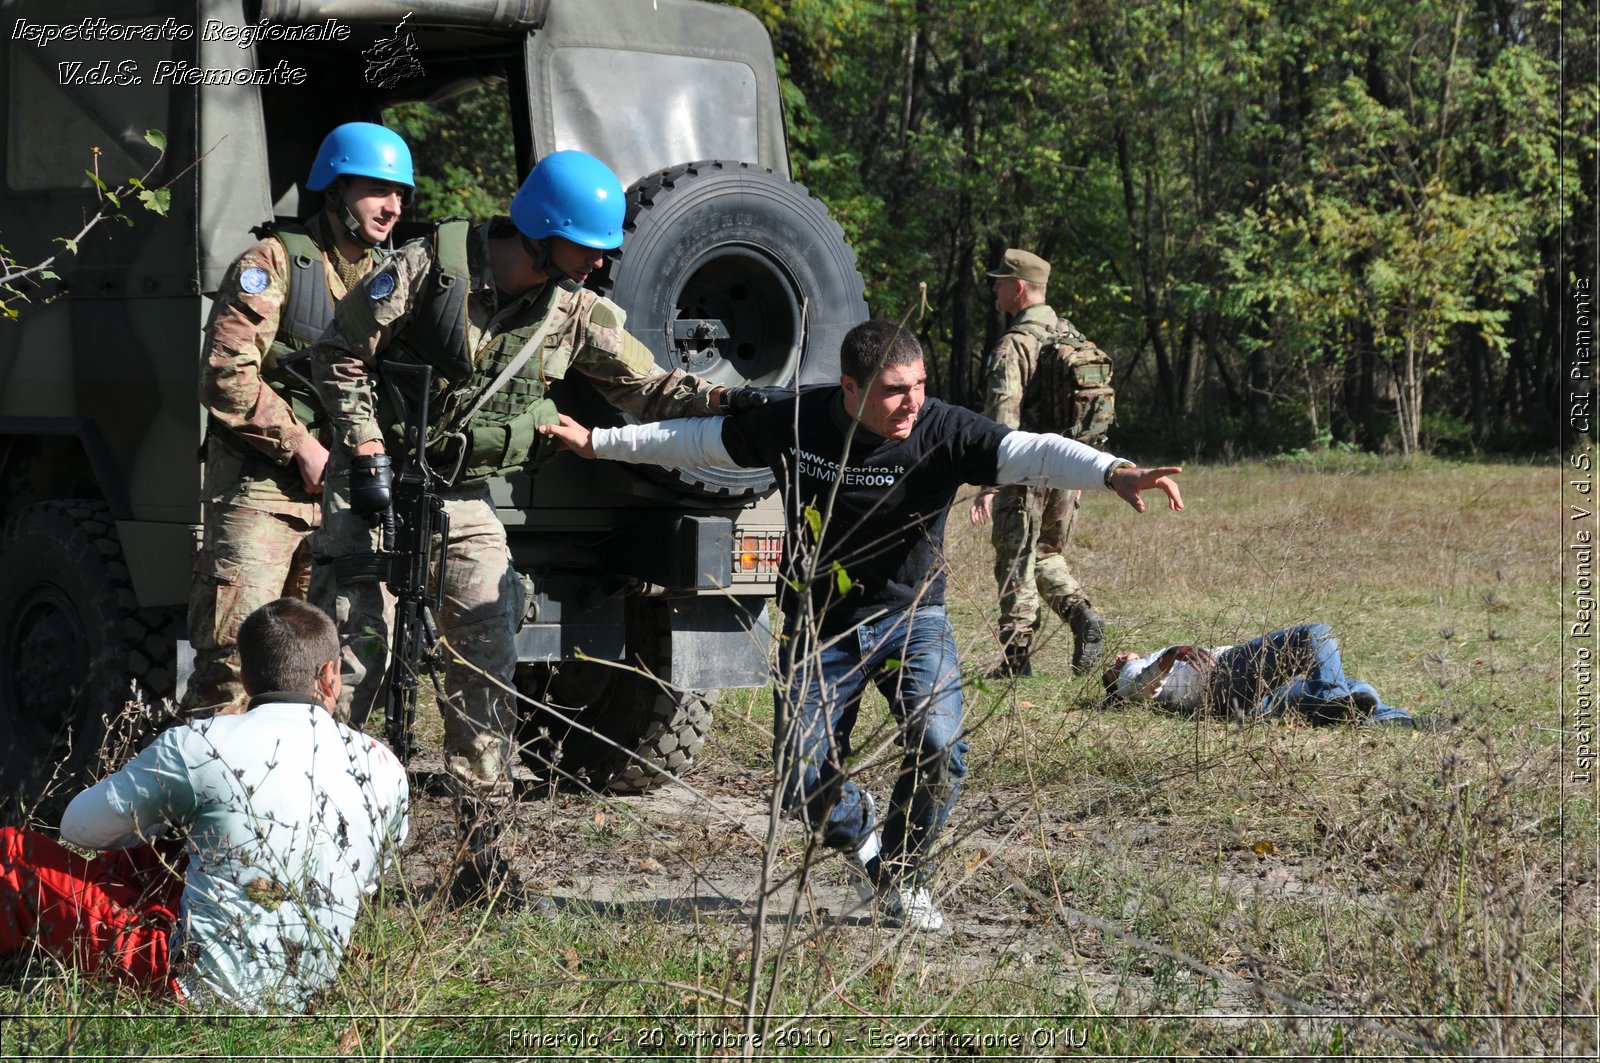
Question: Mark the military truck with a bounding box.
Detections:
[0,0,867,818]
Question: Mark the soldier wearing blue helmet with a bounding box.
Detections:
[306,121,416,248]
[308,150,759,906]
[507,149,625,288]
[181,123,414,718]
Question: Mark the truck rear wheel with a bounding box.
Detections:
[516,664,712,794]
[0,501,175,825]
[515,604,713,793]
[599,160,868,498]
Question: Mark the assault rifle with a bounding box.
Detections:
[379,360,450,763]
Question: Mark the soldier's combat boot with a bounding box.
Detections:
[1067,601,1105,676]
[448,790,529,910]
[445,746,528,910]
[987,638,1033,679]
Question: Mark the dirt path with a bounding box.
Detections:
[393,755,1267,1019]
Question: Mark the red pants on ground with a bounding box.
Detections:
[0,826,186,996]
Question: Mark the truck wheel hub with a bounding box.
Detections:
[5,585,84,737]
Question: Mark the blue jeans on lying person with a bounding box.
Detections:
[774,605,968,885]
[1211,623,1412,725]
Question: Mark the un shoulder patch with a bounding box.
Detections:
[239,267,270,295]
[369,270,397,300]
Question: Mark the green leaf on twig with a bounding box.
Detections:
[137,187,171,216]
[803,504,822,541]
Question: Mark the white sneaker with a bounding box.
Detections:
[881,885,945,931]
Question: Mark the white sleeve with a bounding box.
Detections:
[62,729,193,850]
[60,777,142,850]
[995,430,1129,491]
[590,417,736,468]
[1116,649,1170,700]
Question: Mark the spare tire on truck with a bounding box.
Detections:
[597,160,868,499]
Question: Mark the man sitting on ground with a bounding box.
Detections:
[0,598,409,1010]
[1104,621,1440,729]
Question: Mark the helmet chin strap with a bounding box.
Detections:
[522,235,582,293]
[326,181,379,248]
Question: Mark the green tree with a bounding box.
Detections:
[721,0,1581,454]
[1219,1,1566,454]
[386,83,518,221]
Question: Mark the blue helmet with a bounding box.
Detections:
[509,150,625,249]
[307,123,414,191]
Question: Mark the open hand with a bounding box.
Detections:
[538,413,597,459]
[1109,465,1184,512]
[968,489,996,526]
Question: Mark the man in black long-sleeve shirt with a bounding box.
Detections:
[542,320,1183,929]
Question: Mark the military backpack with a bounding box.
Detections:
[1019,317,1116,446]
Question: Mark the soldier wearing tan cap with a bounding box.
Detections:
[971,248,1107,678]
[986,248,1051,286]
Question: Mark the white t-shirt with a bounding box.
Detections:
[1115,645,1233,712]
[61,695,409,1011]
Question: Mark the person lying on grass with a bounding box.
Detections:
[1103,622,1444,729]
[0,598,408,1011]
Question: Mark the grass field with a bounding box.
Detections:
[1,457,1591,1061]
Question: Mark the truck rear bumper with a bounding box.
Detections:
[515,594,770,689]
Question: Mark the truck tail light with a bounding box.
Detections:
[736,532,783,574]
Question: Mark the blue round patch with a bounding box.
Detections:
[239,267,270,295]
[369,270,397,300]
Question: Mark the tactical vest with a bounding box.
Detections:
[262,223,344,430]
[1017,317,1116,446]
[380,219,562,487]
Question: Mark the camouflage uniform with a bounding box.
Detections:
[183,214,373,716]
[310,219,721,786]
[981,303,1093,656]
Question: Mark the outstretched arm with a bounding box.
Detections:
[540,414,738,468]
[995,431,1183,512]
[539,414,598,458]
[1107,464,1185,512]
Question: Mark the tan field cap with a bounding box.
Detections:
[985,248,1050,285]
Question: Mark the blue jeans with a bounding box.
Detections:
[1211,623,1411,724]
[774,606,968,884]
